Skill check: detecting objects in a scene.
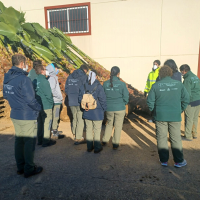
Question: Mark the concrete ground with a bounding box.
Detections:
[0,112,200,200]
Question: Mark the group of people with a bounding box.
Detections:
[3,53,200,178]
[144,59,200,168]
[65,65,129,152]
[3,54,129,178]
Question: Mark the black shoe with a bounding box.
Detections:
[42,140,56,147]
[37,142,42,145]
[87,147,94,152]
[101,142,107,146]
[94,147,103,154]
[17,169,24,175]
[74,138,87,145]
[193,136,197,139]
[113,144,119,150]
[52,130,63,135]
[24,166,43,178]
[181,136,192,141]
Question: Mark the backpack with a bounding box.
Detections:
[81,84,98,111]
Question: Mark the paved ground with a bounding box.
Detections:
[0,113,200,200]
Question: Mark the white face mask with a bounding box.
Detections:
[153,65,158,70]
[46,70,50,76]
[23,65,28,72]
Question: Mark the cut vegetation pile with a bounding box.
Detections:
[0,1,149,120]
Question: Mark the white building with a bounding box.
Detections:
[2,0,200,90]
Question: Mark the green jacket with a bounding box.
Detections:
[144,67,160,93]
[182,71,200,103]
[103,76,129,111]
[147,76,189,122]
[35,74,54,110]
[28,68,37,82]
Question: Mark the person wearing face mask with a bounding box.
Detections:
[46,63,64,139]
[34,64,56,147]
[144,60,161,97]
[3,54,43,178]
[102,66,129,150]
[179,64,200,141]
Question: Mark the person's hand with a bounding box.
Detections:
[144,92,147,97]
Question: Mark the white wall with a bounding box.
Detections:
[2,0,200,91]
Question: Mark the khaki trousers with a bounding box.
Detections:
[155,121,184,163]
[85,119,102,151]
[102,110,125,147]
[37,109,52,145]
[185,104,200,139]
[70,106,84,140]
[11,119,37,173]
[52,104,61,130]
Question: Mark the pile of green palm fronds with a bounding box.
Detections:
[0,1,110,77]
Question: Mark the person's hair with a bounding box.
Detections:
[159,65,173,79]
[179,64,191,72]
[33,60,42,69]
[12,54,26,66]
[110,66,120,88]
[35,64,45,75]
[80,64,89,72]
[88,70,97,85]
[52,63,59,69]
[154,60,160,66]
[164,59,178,73]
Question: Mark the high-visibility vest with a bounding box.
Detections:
[144,67,160,93]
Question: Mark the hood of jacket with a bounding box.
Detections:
[46,63,56,76]
[71,69,85,79]
[4,66,28,84]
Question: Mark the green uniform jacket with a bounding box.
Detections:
[144,67,160,93]
[35,74,54,110]
[103,76,129,111]
[182,71,200,103]
[28,68,37,82]
[147,76,189,122]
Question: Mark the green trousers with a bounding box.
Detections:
[185,104,200,139]
[11,118,37,173]
[155,121,184,163]
[70,106,84,140]
[102,110,125,147]
[52,104,61,130]
[37,109,52,145]
[85,119,102,151]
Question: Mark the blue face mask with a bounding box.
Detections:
[56,69,59,75]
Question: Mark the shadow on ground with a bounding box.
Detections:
[0,113,200,200]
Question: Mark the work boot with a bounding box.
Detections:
[24,166,43,178]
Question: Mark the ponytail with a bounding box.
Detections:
[110,66,120,88]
